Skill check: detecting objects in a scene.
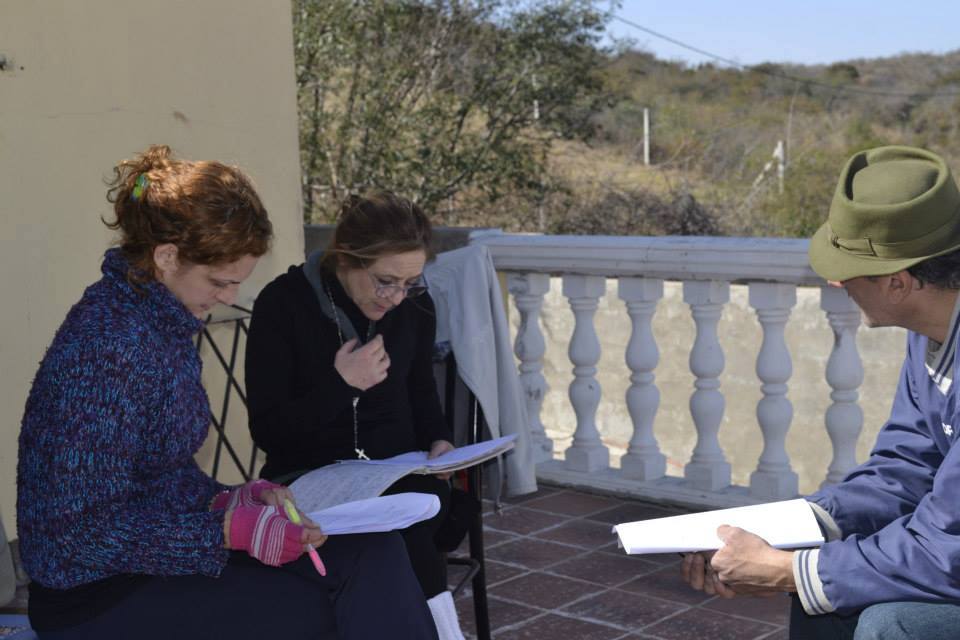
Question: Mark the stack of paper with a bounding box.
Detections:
[354,434,517,473]
[613,499,825,555]
[291,434,517,514]
[307,493,440,536]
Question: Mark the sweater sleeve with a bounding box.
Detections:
[245,279,359,458]
[409,294,453,449]
[17,341,228,588]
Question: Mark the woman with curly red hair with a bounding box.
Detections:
[16,145,437,639]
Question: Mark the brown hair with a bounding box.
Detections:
[320,191,433,273]
[103,144,273,283]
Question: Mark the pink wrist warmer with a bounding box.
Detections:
[227,505,305,566]
[210,479,283,511]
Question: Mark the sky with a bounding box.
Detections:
[606,1,960,67]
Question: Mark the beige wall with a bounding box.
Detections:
[0,1,304,538]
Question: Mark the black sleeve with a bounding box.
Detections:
[408,293,454,449]
[245,278,359,459]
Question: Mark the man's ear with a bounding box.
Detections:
[886,270,916,303]
[153,244,180,279]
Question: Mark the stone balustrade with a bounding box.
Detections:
[473,232,867,508]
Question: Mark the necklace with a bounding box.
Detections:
[325,281,374,460]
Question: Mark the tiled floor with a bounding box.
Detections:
[449,484,791,639]
[0,483,792,639]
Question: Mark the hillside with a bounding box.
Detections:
[293,1,960,237]
[516,48,960,237]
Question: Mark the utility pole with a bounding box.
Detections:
[643,107,651,166]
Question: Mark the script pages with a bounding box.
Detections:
[613,499,825,554]
[289,434,517,524]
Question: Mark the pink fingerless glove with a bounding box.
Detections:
[210,479,283,511]
[226,505,305,566]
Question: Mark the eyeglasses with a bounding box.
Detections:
[367,270,429,299]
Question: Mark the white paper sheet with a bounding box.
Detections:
[613,499,825,554]
[307,493,440,535]
[290,463,412,514]
[350,434,517,472]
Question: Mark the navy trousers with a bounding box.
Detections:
[37,532,438,640]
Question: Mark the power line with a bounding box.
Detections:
[611,14,960,99]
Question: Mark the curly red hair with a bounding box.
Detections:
[103,144,273,283]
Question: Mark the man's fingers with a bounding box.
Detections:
[680,553,693,582]
[713,573,737,599]
[716,524,735,541]
[688,553,706,591]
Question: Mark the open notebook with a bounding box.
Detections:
[290,434,516,514]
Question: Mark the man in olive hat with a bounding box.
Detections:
[681,146,960,639]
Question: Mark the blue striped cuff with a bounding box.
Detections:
[793,548,835,615]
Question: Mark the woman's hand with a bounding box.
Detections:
[256,484,295,508]
[297,510,328,549]
[210,479,288,511]
[334,335,390,391]
[429,439,455,480]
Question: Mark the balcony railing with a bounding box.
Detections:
[473,232,871,509]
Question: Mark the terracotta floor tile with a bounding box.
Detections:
[479,528,520,548]
[523,490,621,517]
[495,613,626,640]
[619,565,714,606]
[702,593,792,626]
[636,552,684,566]
[485,537,577,570]
[455,594,540,637]
[644,607,779,640]
[501,486,562,505]
[490,572,604,609]
[534,518,617,549]
[562,588,687,630]
[587,502,689,525]
[485,506,568,536]
[549,550,661,587]
[484,559,529,586]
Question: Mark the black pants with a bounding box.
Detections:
[37,533,438,640]
[383,474,451,599]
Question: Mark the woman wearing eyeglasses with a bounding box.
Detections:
[245,191,464,639]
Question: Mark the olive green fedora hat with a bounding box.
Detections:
[809,145,960,282]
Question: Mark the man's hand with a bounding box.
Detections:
[710,525,796,594]
[334,335,390,390]
[681,551,737,598]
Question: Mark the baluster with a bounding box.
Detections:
[618,277,666,480]
[507,272,554,462]
[683,281,731,491]
[821,286,864,487]
[562,275,609,472]
[748,283,799,498]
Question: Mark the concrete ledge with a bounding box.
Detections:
[535,459,779,511]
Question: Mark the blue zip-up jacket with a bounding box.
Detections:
[16,249,229,589]
[796,312,960,614]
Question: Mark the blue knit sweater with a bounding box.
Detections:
[17,249,229,589]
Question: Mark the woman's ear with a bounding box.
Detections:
[153,244,180,279]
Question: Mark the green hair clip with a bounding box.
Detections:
[131,174,149,202]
